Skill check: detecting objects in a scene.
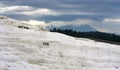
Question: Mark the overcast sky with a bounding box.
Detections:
[0,0,120,34]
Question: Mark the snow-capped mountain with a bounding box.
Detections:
[0,16,120,70]
[48,24,97,32]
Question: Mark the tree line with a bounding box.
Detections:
[50,28,120,43]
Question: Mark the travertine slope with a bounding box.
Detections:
[0,16,120,70]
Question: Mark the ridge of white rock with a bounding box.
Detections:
[0,16,120,70]
[0,16,42,31]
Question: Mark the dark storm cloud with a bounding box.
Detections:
[1,0,120,18]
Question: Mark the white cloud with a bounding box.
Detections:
[55,10,101,15]
[103,18,120,23]
[58,4,84,8]
[48,21,67,27]
[48,19,93,27]
[22,20,47,26]
[0,5,58,16]
[20,8,58,16]
[73,19,93,25]
[22,19,93,27]
[0,6,32,13]
[20,9,98,16]
[64,11,99,15]
[0,4,99,16]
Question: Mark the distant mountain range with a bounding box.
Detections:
[48,24,97,32]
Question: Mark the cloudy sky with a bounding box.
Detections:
[0,0,120,34]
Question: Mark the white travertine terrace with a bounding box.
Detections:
[0,16,120,70]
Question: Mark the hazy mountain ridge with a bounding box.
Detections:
[48,24,97,32]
